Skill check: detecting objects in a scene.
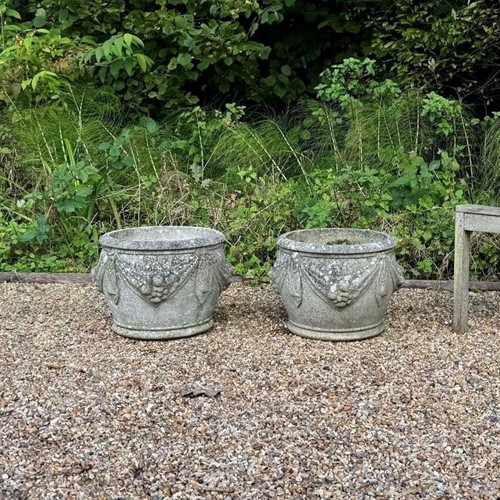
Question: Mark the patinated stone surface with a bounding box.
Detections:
[271,228,404,341]
[93,226,233,339]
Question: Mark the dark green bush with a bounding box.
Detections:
[4,1,500,113]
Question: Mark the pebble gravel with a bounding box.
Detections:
[0,282,499,499]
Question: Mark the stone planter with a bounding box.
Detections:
[271,228,404,341]
[93,226,232,340]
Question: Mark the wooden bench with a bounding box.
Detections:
[453,204,500,333]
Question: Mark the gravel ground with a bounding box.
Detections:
[0,282,499,499]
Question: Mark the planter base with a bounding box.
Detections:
[112,318,214,340]
[286,320,384,341]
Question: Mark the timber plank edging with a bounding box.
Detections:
[0,273,500,291]
[0,272,92,284]
[403,280,500,291]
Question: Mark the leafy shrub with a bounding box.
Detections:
[4,0,282,109]
[1,82,498,280]
[367,0,500,111]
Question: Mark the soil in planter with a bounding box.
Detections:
[326,239,352,245]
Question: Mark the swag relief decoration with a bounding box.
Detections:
[93,248,232,306]
[272,251,404,310]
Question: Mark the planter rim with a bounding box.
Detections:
[99,226,226,251]
[278,228,396,255]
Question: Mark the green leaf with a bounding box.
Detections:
[263,75,276,86]
[186,94,199,104]
[19,230,38,242]
[31,74,40,90]
[98,66,108,83]
[177,53,192,67]
[76,186,93,198]
[113,80,126,90]
[33,8,47,28]
[58,9,68,22]
[94,47,104,63]
[102,39,113,60]
[123,33,133,47]
[6,9,21,19]
[31,71,58,90]
[146,118,159,134]
[281,64,292,76]
[81,36,96,46]
[112,37,124,57]
[110,59,123,78]
[98,142,112,151]
[122,33,144,48]
[136,53,148,72]
[174,15,188,29]
[123,57,135,76]
[274,84,287,98]
[133,35,144,48]
[121,156,135,167]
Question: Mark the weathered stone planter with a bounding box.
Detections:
[93,226,232,340]
[271,228,404,341]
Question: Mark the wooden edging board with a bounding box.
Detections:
[0,272,91,284]
[0,272,499,291]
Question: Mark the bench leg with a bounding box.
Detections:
[453,212,470,333]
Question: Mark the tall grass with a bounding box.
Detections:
[480,118,500,198]
[2,85,488,195]
[0,84,498,276]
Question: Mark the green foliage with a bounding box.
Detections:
[1,83,499,280]
[2,0,500,282]
[422,92,467,137]
[0,1,91,103]
[24,0,283,109]
[367,0,500,109]
[291,151,470,279]
[478,114,500,199]
[316,58,378,107]
[83,33,154,88]
[3,0,500,114]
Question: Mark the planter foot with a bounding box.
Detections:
[286,320,385,341]
[112,318,214,340]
